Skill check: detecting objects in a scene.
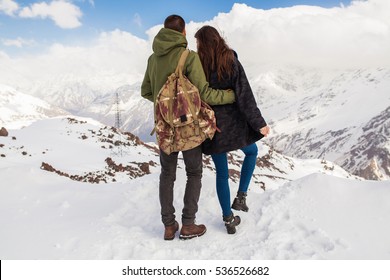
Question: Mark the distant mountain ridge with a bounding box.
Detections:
[340,106,390,180]
[252,67,390,180]
[0,84,68,129]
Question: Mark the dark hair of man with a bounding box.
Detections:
[164,15,185,33]
[194,26,234,82]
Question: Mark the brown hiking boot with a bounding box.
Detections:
[164,221,179,240]
[179,223,207,240]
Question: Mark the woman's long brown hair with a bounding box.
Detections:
[194,26,235,82]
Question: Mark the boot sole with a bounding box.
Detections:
[232,205,249,212]
[164,235,176,241]
[179,228,207,240]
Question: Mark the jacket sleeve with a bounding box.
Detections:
[186,51,235,105]
[141,57,153,103]
[234,58,267,131]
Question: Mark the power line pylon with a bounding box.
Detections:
[111,91,125,157]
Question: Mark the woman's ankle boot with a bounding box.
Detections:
[223,212,241,234]
[232,191,249,212]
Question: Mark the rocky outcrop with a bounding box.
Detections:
[41,157,157,184]
[0,127,8,137]
[341,106,390,180]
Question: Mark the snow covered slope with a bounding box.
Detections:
[0,117,159,183]
[2,117,388,260]
[0,84,67,129]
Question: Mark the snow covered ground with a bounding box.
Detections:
[1,117,389,260]
[2,169,390,260]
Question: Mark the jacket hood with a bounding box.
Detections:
[152,28,188,56]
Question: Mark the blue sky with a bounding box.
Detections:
[0,0,351,55]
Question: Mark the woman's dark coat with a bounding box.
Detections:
[202,52,267,155]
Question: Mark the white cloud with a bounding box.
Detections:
[0,29,150,91]
[2,37,35,48]
[0,50,10,60]
[183,0,390,69]
[19,0,82,29]
[143,0,390,69]
[0,0,19,16]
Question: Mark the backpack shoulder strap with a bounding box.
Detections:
[175,49,201,136]
[175,49,190,76]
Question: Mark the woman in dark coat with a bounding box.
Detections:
[195,25,270,234]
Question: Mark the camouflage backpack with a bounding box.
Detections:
[152,49,217,155]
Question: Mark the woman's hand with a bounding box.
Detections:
[260,126,270,137]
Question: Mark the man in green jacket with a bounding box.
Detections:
[141,15,235,240]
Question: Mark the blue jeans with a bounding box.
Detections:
[211,143,258,217]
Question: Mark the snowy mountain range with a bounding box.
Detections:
[0,84,67,129]
[251,67,390,181]
[2,116,390,259]
[2,66,388,181]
